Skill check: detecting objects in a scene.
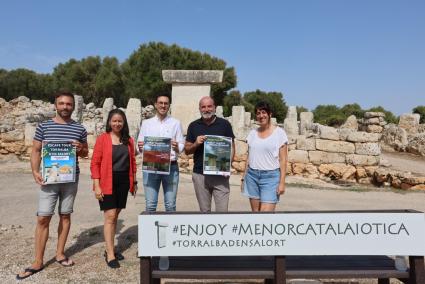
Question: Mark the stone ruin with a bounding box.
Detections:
[0,70,424,191]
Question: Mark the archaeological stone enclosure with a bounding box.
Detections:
[1,70,425,190]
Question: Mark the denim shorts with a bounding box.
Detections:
[243,167,280,203]
[37,176,79,216]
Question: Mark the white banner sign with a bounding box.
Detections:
[138,213,425,256]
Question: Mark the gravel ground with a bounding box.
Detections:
[1,159,424,283]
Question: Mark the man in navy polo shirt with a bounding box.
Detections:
[185,96,235,212]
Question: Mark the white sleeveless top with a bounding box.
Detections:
[246,127,288,170]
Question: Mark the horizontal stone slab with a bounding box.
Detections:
[308,151,346,165]
[162,70,223,83]
[355,142,381,156]
[318,125,340,140]
[346,154,380,166]
[316,139,355,153]
[346,131,380,143]
[288,150,309,163]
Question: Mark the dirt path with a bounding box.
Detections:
[0,157,424,283]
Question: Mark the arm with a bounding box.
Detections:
[277,144,288,195]
[73,141,88,158]
[240,150,249,192]
[184,135,206,155]
[137,121,145,154]
[172,122,185,154]
[90,136,104,200]
[231,140,235,164]
[31,140,44,185]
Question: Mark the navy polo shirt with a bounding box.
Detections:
[186,117,235,174]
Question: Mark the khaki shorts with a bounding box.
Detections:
[37,176,79,216]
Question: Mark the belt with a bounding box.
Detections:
[171,161,178,165]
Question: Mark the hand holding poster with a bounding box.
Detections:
[203,135,232,176]
[142,136,172,175]
[42,141,76,184]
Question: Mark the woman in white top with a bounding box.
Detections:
[242,101,288,211]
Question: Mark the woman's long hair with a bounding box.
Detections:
[105,109,130,145]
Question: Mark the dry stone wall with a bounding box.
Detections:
[1,96,424,190]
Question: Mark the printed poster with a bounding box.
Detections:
[203,135,232,176]
[42,141,76,184]
[142,136,171,175]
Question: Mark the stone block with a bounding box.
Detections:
[0,130,24,142]
[346,154,380,166]
[292,163,319,178]
[296,136,316,151]
[162,70,223,83]
[399,113,420,134]
[341,115,358,130]
[71,95,84,123]
[411,184,425,190]
[216,106,223,118]
[102,98,114,127]
[234,139,248,159]
[363,117,381,125]
[299,112,314,135]
[288,144,297,151]
[24,123,37,146]
[284,118,298,136]
[318,163,357,180]
[381,124,408,151]
[288,150,309,163]
[318,125,339,140]
[338,128,355,141]
[406,133,425,156]
[346,131,380,143]
[366,125,383,133]
[364,112,385,118]
[316,139,355,153]
[355,167,367,179]
[126,98,142,139]
[286,106,297,120]
[355,142,380,156]
[308,151,346,165]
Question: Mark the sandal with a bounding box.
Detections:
[56,257,74,267]
[16,266,44,280]
[104,252,120,269]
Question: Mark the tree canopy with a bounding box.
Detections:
[243,89,288,123]
[121,42,236,106]
[52,56,125,106]
[412,105,425,124]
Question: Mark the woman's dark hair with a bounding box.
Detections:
[105,109,130,145]
[255,101,273,117]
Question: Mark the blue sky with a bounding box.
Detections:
[1,0,424,115]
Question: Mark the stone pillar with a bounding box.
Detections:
[399,113,420,134]
[24,123,37,146]
[300,112,314,134]
[102,98,114,126]
[216,106,224,118]
[126,98,142,140]
[162,70,223,134]
[232,106,247,140]
[283,106,298,136]
[71,95,84,123]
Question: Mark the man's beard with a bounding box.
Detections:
[57,110,72,119]
[201,111,215,119]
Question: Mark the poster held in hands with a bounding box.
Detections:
[203,135,232,176]
[142,136,171,175]
[42,141,76,184]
